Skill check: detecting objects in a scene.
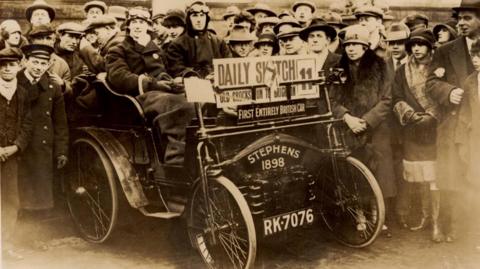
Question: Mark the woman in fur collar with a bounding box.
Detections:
[333,25,395,237]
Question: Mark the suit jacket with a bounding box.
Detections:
[426,37,474,190]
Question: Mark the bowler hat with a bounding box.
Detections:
[84,15,117,32]
[292,1,316,13]
[25,0,56,22]
[433,19,458,40]
[384,23,410,42]
[246,3,277,17]
[57,22,84,36]
[354,5,384,19]
[273,16,301,35]
[342,25,370,47]
[0,47,23,62]
[21,43,53,60]
[453,0,480,12]
[109,6,128,21]
[83,1,108,14]
[223,6,240,20]
[27,23,55,38]
[406,28,435,53]
[300,17,337,41]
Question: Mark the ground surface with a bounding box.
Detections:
[3,205,480,269]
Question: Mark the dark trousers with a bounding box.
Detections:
[1,158,19,247]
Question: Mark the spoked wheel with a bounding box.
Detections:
[188,176,256,269]
[318,156,384,248]
[66,137,118,243]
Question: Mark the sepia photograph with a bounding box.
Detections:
[0,0,480,268]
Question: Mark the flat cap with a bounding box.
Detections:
[57,22,84,35]
[246,3,277,17]
[27,23,55,38]
[320,12,347,28]
[0,47,23,62]
[292,1,316,13]
[228,25,256,42]
[21,43,53,60]
[273,16,301,35]
[354,5,384,19]
[84,15,117,32]
[26,0,56,22]
[83,1,108,14]
[277,27,301,40]
[257,16,280,27]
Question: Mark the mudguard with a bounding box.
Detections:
[74,127,149,208]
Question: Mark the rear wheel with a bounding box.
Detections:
[66,137,118,243]
[318,156,384,248]
[187,176,256,269]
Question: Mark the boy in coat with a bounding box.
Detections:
[18,44,68,214]
[0,47,32,260]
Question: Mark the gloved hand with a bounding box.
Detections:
[412,113,436,129]
[57,155,68,169]
[154,80,173,92]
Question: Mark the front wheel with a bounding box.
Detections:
[318,156,384,248]
[187,176,257,269]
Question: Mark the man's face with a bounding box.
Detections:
[279,35,303,55]
[457,11,480,37]
[167,25,184,39]
[411,43,430,61]
[260,23,275,34]
[31,34,55,47]
[24,56,50,79]
[153,18,167,36]
[437,28,451,43]
[59,33,81,52]
[358,15,381,33]
[231,41,252,57]
[345,43,366,61]
[258,44,274,56]
[86,7,103,20]
[294,5,313,24]
[6,32,21,46]
[93,26,110,44]
[236,21,252,32]
[225,16,235,31]
[0,61,20,81]
[128,18,149,39]
[190,11,207,31]
[254,11,268,22]
[30,9,51,26]
[472,53,480,71]
[307,30,330,54]
[387,40,407,60]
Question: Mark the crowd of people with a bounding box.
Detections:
[1,0,480,262]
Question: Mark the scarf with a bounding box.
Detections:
[0,77,17,101]
[404,55,441,120]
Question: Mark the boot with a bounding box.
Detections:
[410,183,430,231]
[445,192,459,243]
[430,190,443,243]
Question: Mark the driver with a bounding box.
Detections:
[105,7,194,165]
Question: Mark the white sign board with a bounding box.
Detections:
[213,55,319,108]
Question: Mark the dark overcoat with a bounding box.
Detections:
[17,70,69,210]
[333,49,396,198]
[426,37,474,191]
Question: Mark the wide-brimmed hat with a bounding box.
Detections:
[406,28,435,52]
[277,27,301,40]
[254,32,279,54]
[246,3,276,17]
[83,1,108,14]
[320,12,347,29]
[228,25,256,42]
[342,25,370,46]
[273,16,301,35]
[354,5,384,19]
[26,0,56,22]
[433,19,458,39]
[300,17,337,41]
[0,47,23,62]
[0,20,22,34]
[109,6,128,21]
[84,15,117,32]
[127,6,152,25]
[384,22,410,42]
[292,1,316,13]
[21,43,53,60]
[453,0,480,12]
[223,5,240,20]
[27,23,55,38]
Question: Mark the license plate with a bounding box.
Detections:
[263,208,314,236]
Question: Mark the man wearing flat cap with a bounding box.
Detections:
[256,16,279,36]
[426,0,480,243]
[55,22,87,81]
[246,3,277,22]
[0,47,32,260]
[17,44,68,217]
[80,15,123,74]
[25,0,56,27]
[402,13,429,32]
[223,5,241,33]
[84,1,108,20]
[292,0,316,28]
[27,24,72,95]
[106,6,193,165]
[354,5,387,57]
[277,27,306,55]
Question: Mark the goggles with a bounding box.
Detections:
[189,4,209,15]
